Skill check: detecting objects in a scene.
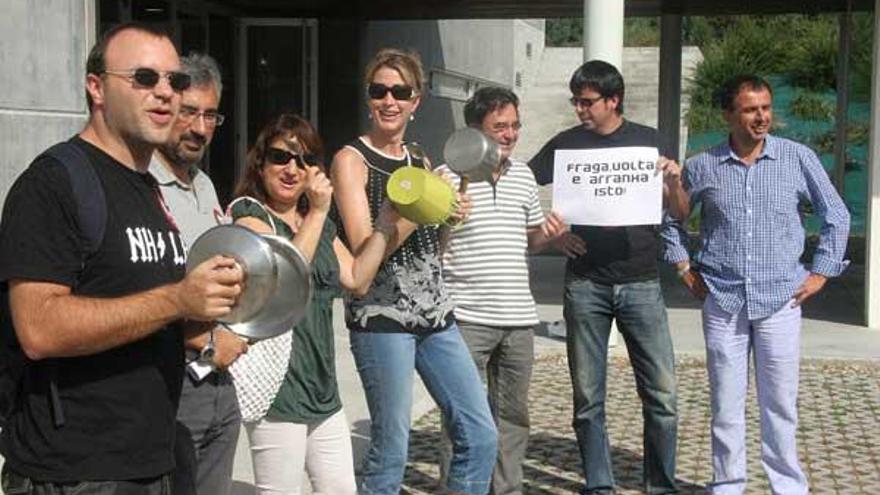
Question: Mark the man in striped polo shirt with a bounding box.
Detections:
[437,86,565,494]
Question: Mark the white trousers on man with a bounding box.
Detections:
[245,409,357,494]
[702,295,808,495]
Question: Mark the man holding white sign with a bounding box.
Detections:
[528,60,687,495]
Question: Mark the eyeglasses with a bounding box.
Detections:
[367,83,415,101]
[569,95,606,109]
[102,68,192,92]
[179,105,225,127]
[264,147,319,169]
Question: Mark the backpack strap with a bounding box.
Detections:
[31,141,107,428]
[41,142,107,258]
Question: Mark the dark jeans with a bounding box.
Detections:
[1,465,170,495]
[563,276,678,495]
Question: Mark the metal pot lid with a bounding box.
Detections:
[186,224,277,325]
[443,127,500,183]
[226,234,312,341]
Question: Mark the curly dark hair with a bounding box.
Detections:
[233,113,325,214]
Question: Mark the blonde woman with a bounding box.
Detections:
[331,49,497,495]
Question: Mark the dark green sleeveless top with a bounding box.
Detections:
[230,198,342,422]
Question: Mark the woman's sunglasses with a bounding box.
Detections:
[102,67,192,92]
[367,83,415,101]
[264,147,319,169]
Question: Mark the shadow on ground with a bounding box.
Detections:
[528,255,866,327]
[402,355,880,494]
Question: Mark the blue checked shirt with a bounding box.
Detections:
[662,135,850,319]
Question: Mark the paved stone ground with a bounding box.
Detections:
[401,355,880,494]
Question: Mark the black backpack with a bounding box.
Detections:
[0,141,107,428]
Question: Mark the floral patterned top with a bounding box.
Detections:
[338,137,454,334]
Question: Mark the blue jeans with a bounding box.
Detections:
[563,276,678,495]
[350,323,498,495]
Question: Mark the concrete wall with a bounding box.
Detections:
[513,19,546,94]
[361,19,539,161]
[0,0,95,203]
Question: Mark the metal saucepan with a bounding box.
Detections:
[186,224,312,341]
[442,127,500,192]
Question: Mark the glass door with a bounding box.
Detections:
[235,19,318,178]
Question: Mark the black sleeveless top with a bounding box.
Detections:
[338,137,454,334]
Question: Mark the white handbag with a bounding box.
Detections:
[228,330,292,423]
[226,196,294,423]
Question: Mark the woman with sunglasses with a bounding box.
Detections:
[229,113,405,495]
[330,48,498,495]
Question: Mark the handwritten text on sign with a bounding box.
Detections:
[552,146,662,226]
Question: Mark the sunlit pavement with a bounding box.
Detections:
[403,354,880,494]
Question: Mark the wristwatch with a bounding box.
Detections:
[199,329,216,362]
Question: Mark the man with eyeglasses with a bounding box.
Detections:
[0,23,243,494]
[148,52,246,495]
[436,86,565,494]
[527,60,687,495]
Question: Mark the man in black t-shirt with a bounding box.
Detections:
[0,22,243,494]
[528,60,687,495]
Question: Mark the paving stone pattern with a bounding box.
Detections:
[402,356,880,494]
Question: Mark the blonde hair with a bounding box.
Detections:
[364,48,425,94]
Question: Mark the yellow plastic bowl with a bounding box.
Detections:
[386,167,456,225]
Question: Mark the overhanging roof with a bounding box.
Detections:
[209,0,874,19]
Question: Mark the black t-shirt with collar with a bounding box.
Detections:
[528,120,672,284]
[0,137,187,482]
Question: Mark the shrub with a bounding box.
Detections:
[789,93,834,121]
[686,18,785,106]
[686,102,727,133]
[545,18,581,47]
[785,18,838,91]
[625,18,659,46]
[546,17,662,47]
[812,121,870,154]
[850,13,875,101]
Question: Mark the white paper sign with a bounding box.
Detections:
[552,146,662,226]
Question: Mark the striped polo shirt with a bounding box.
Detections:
[438,159,545,327]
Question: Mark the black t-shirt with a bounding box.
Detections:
[529,120,671,284]
[0,137,186,482]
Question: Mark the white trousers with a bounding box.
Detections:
[245,409,357,495]
[702,295,808,495]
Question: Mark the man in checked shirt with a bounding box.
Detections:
[662,74,850,494]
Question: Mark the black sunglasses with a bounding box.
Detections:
[264,147,319,168]
[367,83,415,101]
[569,95,606,108]
[103,67,192,92]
